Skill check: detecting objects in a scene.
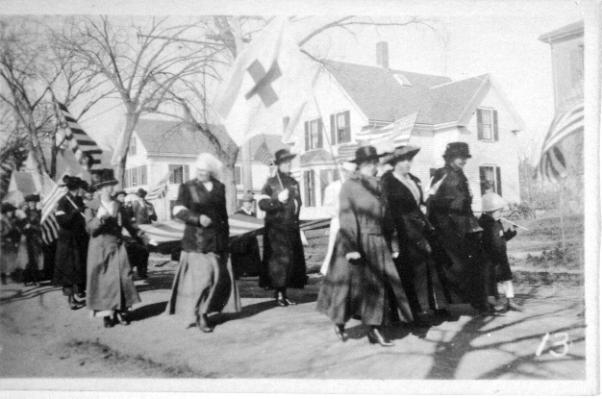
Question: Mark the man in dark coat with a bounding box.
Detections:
[381,146,449,325]
[53,176,89,309]
[116,190,150,280]
[230,191,262,279]
[258,149,307,306]
[131,188,158,225]
[427,142,493,313]
[21,194,43,286]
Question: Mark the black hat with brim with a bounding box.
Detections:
[350,145,382,164]
[384,145,421,165]
[1,202,16,213]
[24,194,41,202]
[443,142,472,159]
[92,168,119,191]
[274,149,297,165]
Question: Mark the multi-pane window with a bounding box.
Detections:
[479,165,502,196]
[169,164,190,184]
[304,119,323,150]
[477,108,499,141]
[303,170,316,207]
[124,166,147,187]
[330,111,351,144]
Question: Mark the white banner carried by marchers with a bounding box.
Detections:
[214,17,319,146]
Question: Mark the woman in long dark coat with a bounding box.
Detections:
[258,149,307,306]
[53,176,88,310]
[427,142,493,313]
[317,146,413,346]
[86,169,144,328]
[167,153,240,333]
[381,146,449,326]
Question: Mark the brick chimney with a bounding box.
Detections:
[376,41,389,69]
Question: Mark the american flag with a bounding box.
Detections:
[536,100,584,180]
[146,173,169,200]
[40,174,67,245]
[354,112,417,154]
[55,101,103,170]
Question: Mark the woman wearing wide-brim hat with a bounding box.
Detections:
[53,175,90,309]
[426,142,493,314]
[86,168,145,328]
[1,202,20,285]
[381,145,450,326]
[257,148,307,306]
[317,145,413,347]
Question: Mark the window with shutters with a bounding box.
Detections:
[169,200,177,219]
[330,111,351,144]
[304,118,323,150]
[477,108,498,142]
[139,165,147,185]
[303,170,316,207]
[130,167,138,187]
[479,165,502,196]
[169,164,189,184]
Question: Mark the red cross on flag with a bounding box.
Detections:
[215,17,318,146]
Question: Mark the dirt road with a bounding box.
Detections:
[0,259,585,382]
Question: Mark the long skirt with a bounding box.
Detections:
[395,244,448,316]
[166,251,240,326]
[432,232,493,310]
[86,236,140,313]
[0,246,18,275]
[317,233,414,326]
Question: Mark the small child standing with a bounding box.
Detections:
[479,191,520,312]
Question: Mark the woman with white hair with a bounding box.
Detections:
[166,153,237,333]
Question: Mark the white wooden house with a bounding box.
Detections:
[288,44,525,218]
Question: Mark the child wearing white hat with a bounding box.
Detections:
[478,186,520,312]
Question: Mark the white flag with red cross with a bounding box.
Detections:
[214,17,318,146]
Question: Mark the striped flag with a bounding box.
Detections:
[536,101,584,180]
[55,101,103,170]
[39,175,67,245]
[146,173,169,201]
[336,143,360,161]
[355,112,417,153]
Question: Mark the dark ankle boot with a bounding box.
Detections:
[334,324,348,342]
[198,314,214,333]
[367,327,394,347]
[275,290,287,307]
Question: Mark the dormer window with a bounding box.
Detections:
[393,74,412,87]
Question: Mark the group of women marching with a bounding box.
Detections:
[2,140,518,341]
[317,142,518,346]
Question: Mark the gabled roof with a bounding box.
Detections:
[324,60,450,123]
[134,119,233,157]
[323,60,498,127]
[539,21,583,44]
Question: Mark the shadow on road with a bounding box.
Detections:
[129,301,168,322]
[423,286,585,379]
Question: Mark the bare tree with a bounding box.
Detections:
[0,17,109,179]
[54,16,222,184]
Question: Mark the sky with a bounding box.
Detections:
[54,0,583,161]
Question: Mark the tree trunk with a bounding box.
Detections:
[115,111,138,188]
